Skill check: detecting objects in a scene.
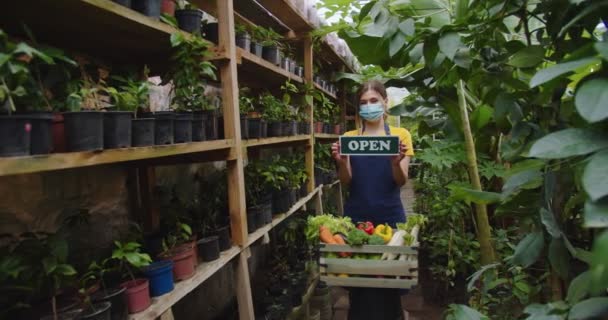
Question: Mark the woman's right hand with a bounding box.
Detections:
[331,142,348,165]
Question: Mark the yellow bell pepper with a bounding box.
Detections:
[374,224,393,244]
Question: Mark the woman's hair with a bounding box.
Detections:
[358,80,387,100]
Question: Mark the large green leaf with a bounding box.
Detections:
[589,231,608,295]
[567,271,591,304]
[508,46,545,68]
[469,105,493,132]
[541,208,562,238]
[512,231,544,268]
[502,168,543,195]
[568,297,608,320]
[446,304,489,320]
[449,184,503,204]
[595,41,608,60]
[575,79,608,123]
[584,199,608,228]
[583,150,608,201]
[398,19,415,36]
[528,128,608,159]
[530,57,599,88]
[438,32,462,60]
[549,238,570,279]
[389,32,407,57]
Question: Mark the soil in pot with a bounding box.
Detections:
[0,115,30,157]
[202,22,219,44]
[240,114,248,139]
[142,260,174,297]
[247,118,262,139]
[272,189,292,214]
[173,113,193,143]
[143,111,173,145]
[202,110,217,140]
[131,0,161,18]
[262,46,281,65]
[63,111,104,152]
[161,247,195,281]
[119,279,150,314]
[192,112,206,141]
[81,302,111,320]
[160,0,175,15]
[250,42,263,57]
[197,236,220,262]
[247,211,258,234]
[214,225,232,251]
[131,118,155,147]
[112,0,131,7]
[267,122,282,137]
[92,287,128,320]
[235,32,251,51]
[104,111,132,149]
[175,9,202,33]
[25,112,53,155]
[260,120,268,138]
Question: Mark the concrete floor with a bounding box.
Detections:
[330,180,445,320]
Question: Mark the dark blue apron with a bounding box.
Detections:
[343,123,406,320]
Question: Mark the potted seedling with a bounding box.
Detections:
[198,170,232,251]
[169,32,217,144]
[80,260,129,320]
[197,210,221,262]
[260,92,285,137]
[131,0,162,18]
[112,241,153,314]
[260,28,283,66]
[201,19,219,44]
[160,0,175,16]
[249,25,264,57]
[239,87,257,139]
[159,222,196,281]
[197,94,219,141]
[235,23,251,51]
[280,81,299,136]
[174,1,203,34]
[262,156,292,214]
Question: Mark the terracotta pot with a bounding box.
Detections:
[163,247,195,281]
[160,0,175,16]
[120,279,151,314]
[333,124,341,135]
[314,122,323,133]
[52,113,66,153]
[176,239,198,266]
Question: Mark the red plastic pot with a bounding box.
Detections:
[314,122,324,133]
[163,247,195,281]
[52,113,66,153]
[120,279,151,314]
[333,124,341,135]
[176,240,198,267]
[160,0,175,16]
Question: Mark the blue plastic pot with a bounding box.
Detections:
[143,260,174,297]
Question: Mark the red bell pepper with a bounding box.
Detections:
[357,221,375,235]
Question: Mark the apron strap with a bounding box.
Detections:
[361,122,391,135]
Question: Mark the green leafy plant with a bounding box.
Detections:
[110,241,151,281]
[169,32,217,111]
[239,87,255,115]
[259,92,287,122]
[255,27,283,48]
[162,222,193,253]
[106,68,150,115]
[235,23,249,36]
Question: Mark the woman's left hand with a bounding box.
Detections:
[391,142,407,166]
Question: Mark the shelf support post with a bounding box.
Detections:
[304,35,315,193]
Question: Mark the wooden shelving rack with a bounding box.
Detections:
[0,1,353,319]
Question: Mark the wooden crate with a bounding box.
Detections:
[318,244,418,289]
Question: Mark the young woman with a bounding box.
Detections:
[331,80,414,320]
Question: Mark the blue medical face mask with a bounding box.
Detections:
[359,103,384,121]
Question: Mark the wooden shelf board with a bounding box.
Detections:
[314,133,340,140]
[314,82,338,100]
[0,0,205,70]
[246,186,320,247]
[129,246,241,320]
[254,0,314,33]
[237,48,304,87]
[320,40,354,73]
[244,135,310,148]
[0,139,234,177]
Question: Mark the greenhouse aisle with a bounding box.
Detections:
[330,180,443,320]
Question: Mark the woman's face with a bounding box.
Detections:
[359,89,387,122]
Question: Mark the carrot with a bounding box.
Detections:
[319,226,337,244]
[333,234,352,257]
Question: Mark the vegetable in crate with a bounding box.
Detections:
[305,214,354,242]
[368,235,385,245]
[374,224,393,243]
[346,229,369,246]
[357,221,374,235]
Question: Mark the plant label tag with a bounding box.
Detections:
[339,136,400,156]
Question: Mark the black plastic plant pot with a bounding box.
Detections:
[288,188,298,206]
[202,22,219,44]
[247,212,258,234]
[113,0,131,7]
[217,115,225,139]
[215,225,231,251]
[289,60,296,74]
[281,121,292,136]
[272,189,291,214]
[63,111,104,152]
[202,110,218,140]
[235,33,251,51]
[262,46,281,65]
[267,122,282,137]
[250,42,263,57]
[280,57,290,71]
[175,9,203,34]
[255,206,266,227]
[131,0,161,18]
[92,287,127,320]
[314,75,322,84]
[260,201,273,224]
[260,120,268,138]
[240,114,249,139]
[25,112,53,155]
[295,66,304,78]
[323,123,331,134]
[81,302,111,320]
[148,112,174,145]
[299,183,308,199]
[173,113,193,143]
[197,236,220,262]
[247,118,262,139]
[192,112,206,142]
[0,115,30,157]
[131,118,155,147]
[104,111,132,149]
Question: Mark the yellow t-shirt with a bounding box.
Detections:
[343,126,415,157]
